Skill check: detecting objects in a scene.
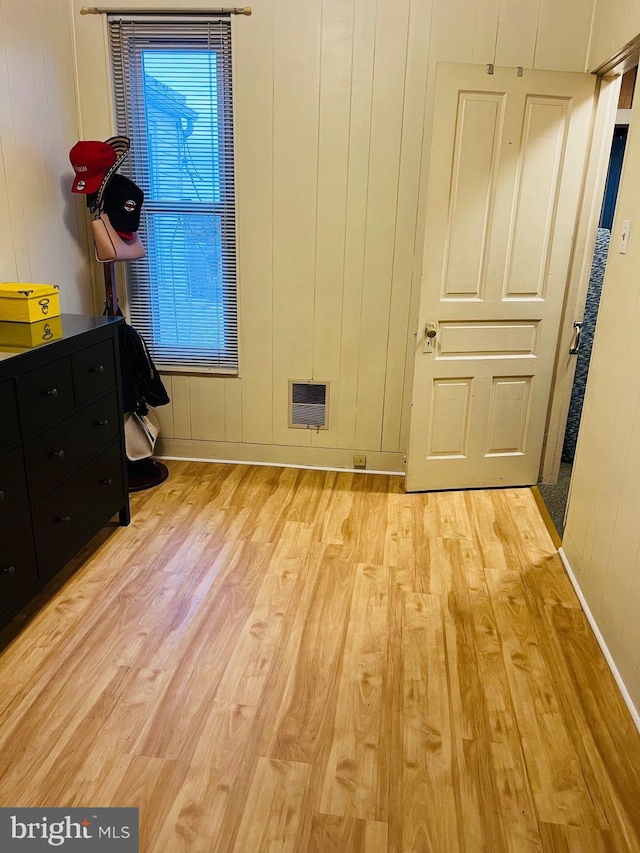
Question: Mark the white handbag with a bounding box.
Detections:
[123,406,160,461]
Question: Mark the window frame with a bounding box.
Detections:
[108,16,239,375]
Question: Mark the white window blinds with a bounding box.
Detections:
[108,16,238,372]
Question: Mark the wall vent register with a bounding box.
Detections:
[289,381,329,429]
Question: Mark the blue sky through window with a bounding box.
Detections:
[141,50,221,203]
[138,50,226,351]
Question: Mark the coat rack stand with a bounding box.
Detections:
[103,261,122,317]
[70,135,168,492]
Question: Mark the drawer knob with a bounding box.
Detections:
[53,449,65,460]
[0,565,16,575]
[101,478,114,487]
[56,515,72,523]
[46,388,58,399]
[91,365,105,374]
[97,419,109,428]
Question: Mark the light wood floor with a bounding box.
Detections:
[0,460,639,852]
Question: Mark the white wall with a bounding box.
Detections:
[70,0,595,470]
[564,2,640,715]
[0,0,94,313]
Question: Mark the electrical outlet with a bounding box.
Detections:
[353,454,366,469]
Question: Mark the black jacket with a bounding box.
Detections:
[118,322,170,415]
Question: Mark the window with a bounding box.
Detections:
[109,17,238,372]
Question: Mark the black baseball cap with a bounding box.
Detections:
[102,174,144,235]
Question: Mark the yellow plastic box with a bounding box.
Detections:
[0,283,61,323]
[0,316,63,350]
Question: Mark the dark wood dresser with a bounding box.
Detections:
[0,314,129,628]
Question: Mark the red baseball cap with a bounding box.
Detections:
[69,141,118,193]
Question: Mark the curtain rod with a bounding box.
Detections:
[80,6,252,15]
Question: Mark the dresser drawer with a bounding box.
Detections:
[26,391,120,497]
[0,380,20,448]
[17,357,74,434]
[0,513,38,616]
[73,338,116,405]
[0,447,28,524]
[33,441,125,576]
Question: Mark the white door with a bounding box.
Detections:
[406,63,596,492]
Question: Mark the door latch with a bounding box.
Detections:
[423,322,437,353]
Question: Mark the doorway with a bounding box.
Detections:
[405,63,598,492]
[537,66,637,538]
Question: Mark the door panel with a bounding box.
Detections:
[505,98,569,299]
[443,92,504,299]
[406,63,596,491]
[428,379,472,458]
[437,321,539,358]
[486,377,532,455]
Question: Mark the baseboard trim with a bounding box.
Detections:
[155,454,404,477]
[558,547,640,733]
[155,438,405,475]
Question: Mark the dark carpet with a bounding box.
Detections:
[537,462,572,538]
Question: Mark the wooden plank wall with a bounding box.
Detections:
[70,0,595,469]
[589,0,640,71]
[0,0,93,313]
